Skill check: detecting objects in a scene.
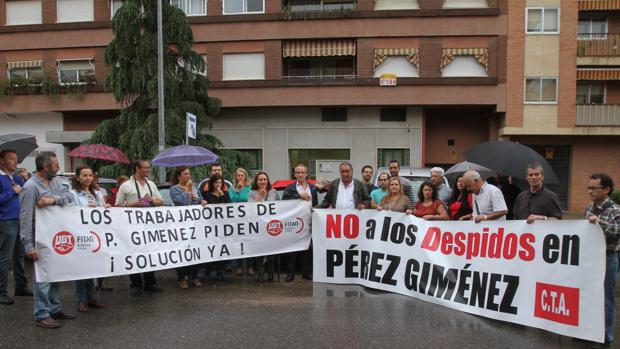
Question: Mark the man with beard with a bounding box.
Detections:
[20,152,75,328]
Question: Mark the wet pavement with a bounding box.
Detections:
[0,266,617,349]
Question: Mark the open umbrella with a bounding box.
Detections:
[151,145,219,167]
[445,161,496,180]
[463,141,558,184]
[68,144,130,164]
[0,134,38,161]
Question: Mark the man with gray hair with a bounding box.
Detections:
[430,167,451,206]
[513,162,562,223]
[462,170,507,222]
[20,152,75,328]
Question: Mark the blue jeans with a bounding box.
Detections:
[33,278,62,320]
[0,219,26,295]
[75,279,96,304]
[604,251,619,343]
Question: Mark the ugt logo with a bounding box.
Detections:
[52,231,75,255]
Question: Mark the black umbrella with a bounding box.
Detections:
[463,141,559,184]
[0,134,38,162]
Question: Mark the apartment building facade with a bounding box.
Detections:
[2,0,615,211]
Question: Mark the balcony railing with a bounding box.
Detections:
[576,104,620,125]
[577,33,620,56]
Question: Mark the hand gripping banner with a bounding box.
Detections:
[312,209,606,342]
[34,200,311,282]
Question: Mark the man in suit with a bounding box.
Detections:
[319,163,370,209]
[282,164,318,282]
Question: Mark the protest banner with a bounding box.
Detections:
[34,200,311,282]
[312,209,606,342]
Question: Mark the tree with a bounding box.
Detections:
[86,0,249,181]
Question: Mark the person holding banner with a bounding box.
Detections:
[115,160,164,296]
[19,152,76,328]
[282,164,318,282]
[69,166,108,312]
[462,170,507,222]
[229,168,254,277]
[248,171,278,282]
[319,163,370,210]
[585,173,620,347]
[370,172,390,209]
[202,174,232,281]
[448,175,472,220]
[377,177,413,215]
[413,181,449,220]
[170,166,205,289]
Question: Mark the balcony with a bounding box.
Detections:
[576,104,620,125]
[577,33,620,56]
[578,0,620,11]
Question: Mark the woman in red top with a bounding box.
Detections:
[414,181,449,220]
[448,175,473,220]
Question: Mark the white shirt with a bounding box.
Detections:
[296,182,311,197]
[472,182,507,220]
[335,180,355,209]
[115,176,162,205]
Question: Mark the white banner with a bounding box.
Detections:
[34,200,311,282]
[312,209,606,342]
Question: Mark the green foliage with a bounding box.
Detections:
[86,0,249,181]
[612,190,620,205]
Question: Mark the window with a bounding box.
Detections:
[526,8,559,34]
[57,0,94,23]
[576,82,605,104]
[441,56,487,77]
[223,53,264,80]
[373,56,418,78]
[377,149,409,168]
[524,77,557,103]
[578,18,607,40]
[223,0,264,14]
[374,0,418,10]
[6,0,42,25]
[380,108,406,122]
[8,67,44,86]
[286,0,356,12]
[321,108,347,122]
[179,55,207,76]
[284,57,356,79]
[235,149,262,173]
[57,59,95,85]
[170,0,206,16]
[442,0,487,8]
[111,0,126,18]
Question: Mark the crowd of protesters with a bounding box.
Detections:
[0,150,619,346]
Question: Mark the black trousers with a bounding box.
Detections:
[286,247,312,275]
[129,272,155,289]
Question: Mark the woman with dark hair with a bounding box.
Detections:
[414,181,449,220]
[70,165,107,312]
[248,171,278,282]
[448,175,473,220]
[169,166,205,289]
[203,174,232,204]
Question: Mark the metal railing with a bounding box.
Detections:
[577,33,620,56]
[576,104,620,125]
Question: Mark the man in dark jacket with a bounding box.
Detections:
[319,163,370,209]
[282,164,318,282]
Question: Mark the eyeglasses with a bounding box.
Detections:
[587,186,605,191]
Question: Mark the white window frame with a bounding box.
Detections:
[524,77,558,104]
[170,0,207,16]
[56,58,96,86]
[56,0,95,23]
[178,55,207,76]
[576,82,606,105]
[578,18,608,40]
[7,67,44,86]
[223,0,265,15]
[525,7,560,35]
[5,0,43,26]
[111,0,126,19]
